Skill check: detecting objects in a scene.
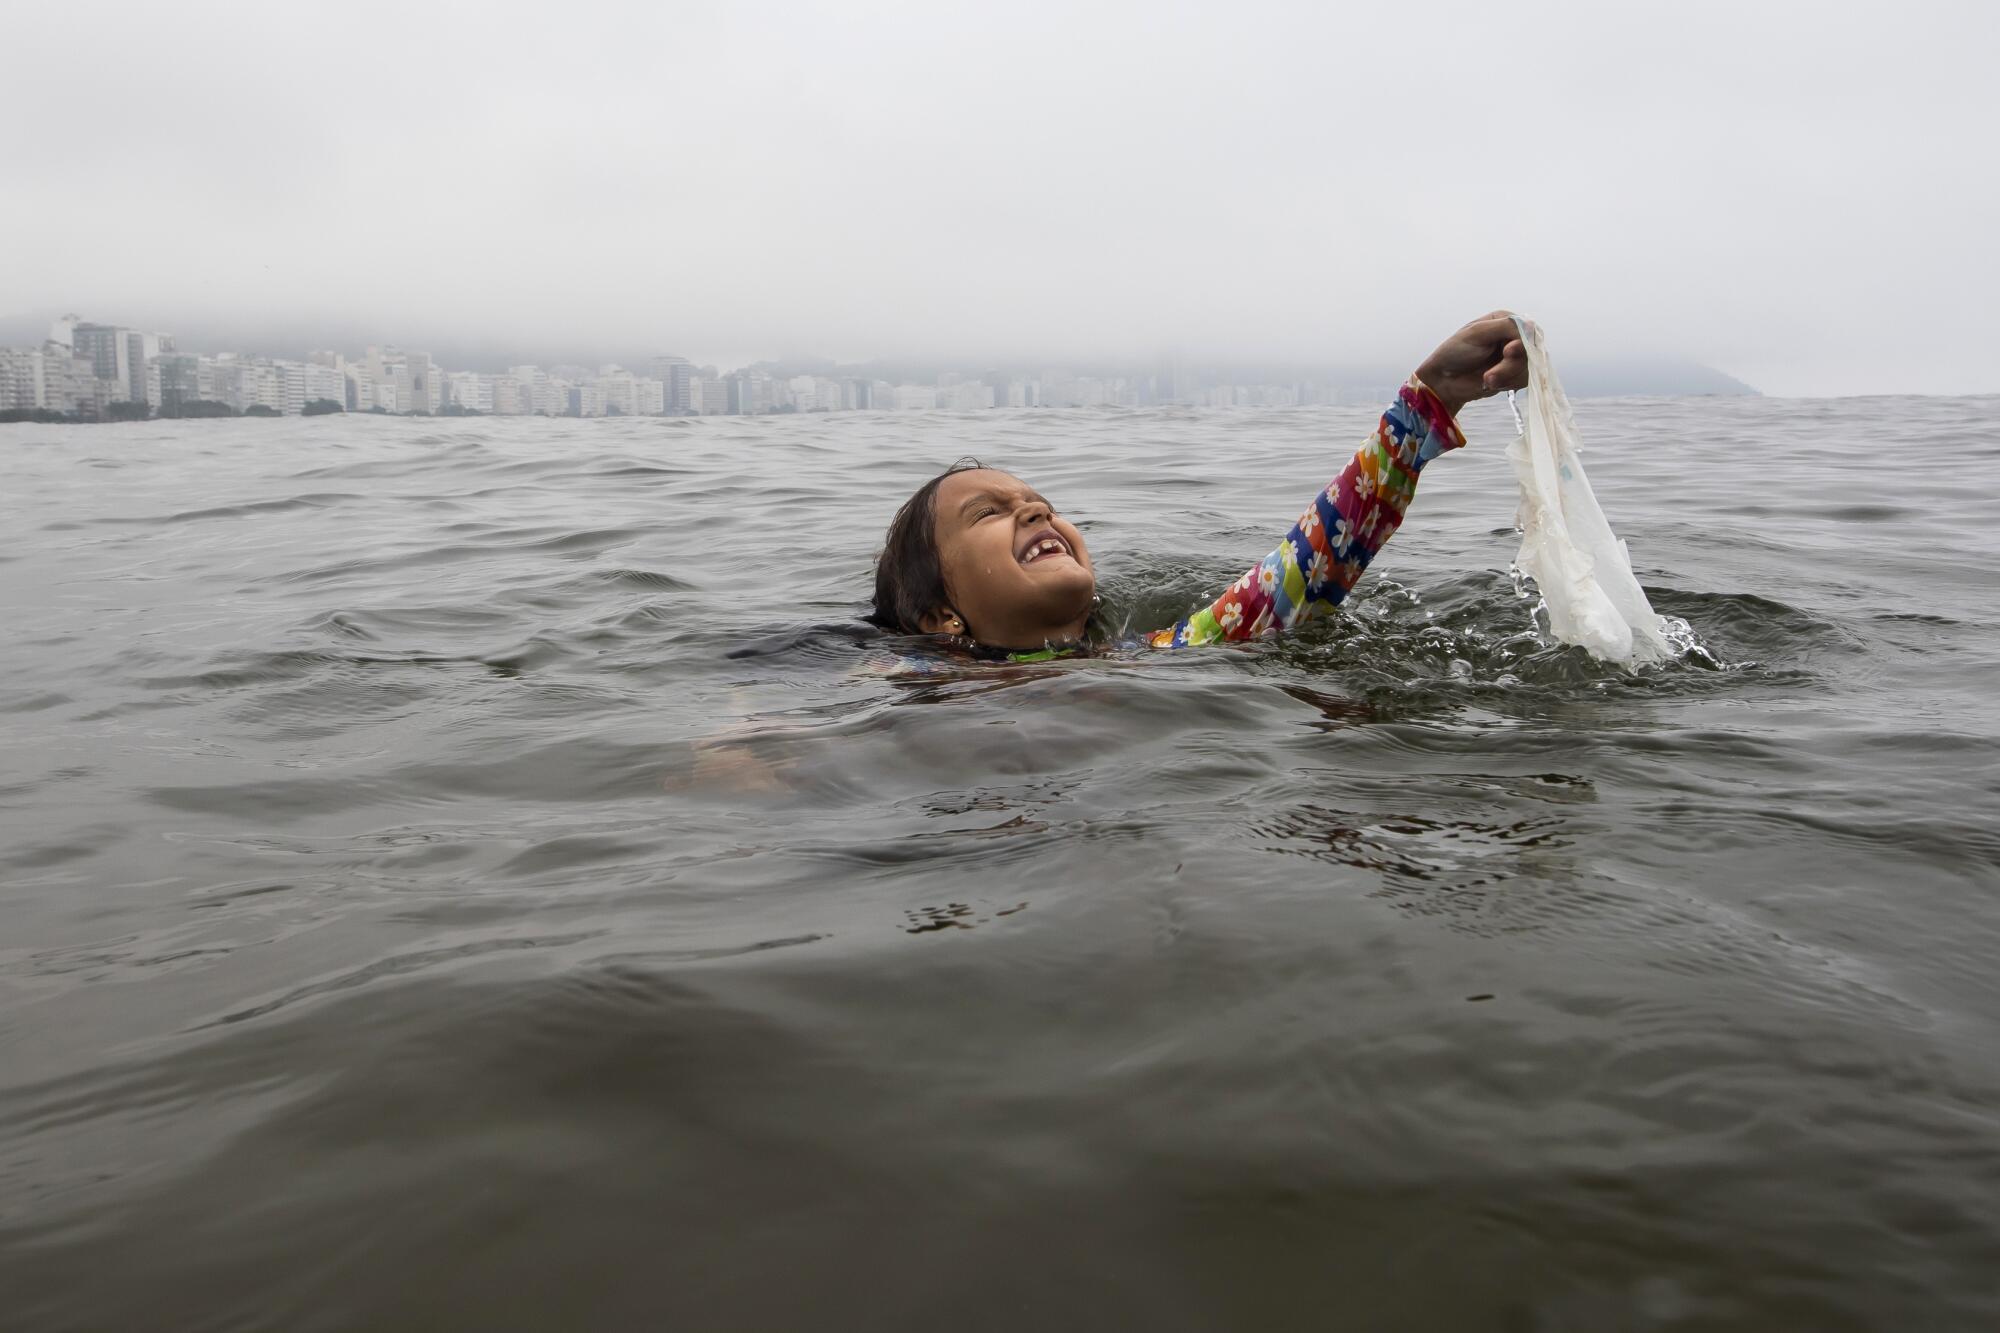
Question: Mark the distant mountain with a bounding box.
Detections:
[0,310,1759,398]
[1554,361,1759,398]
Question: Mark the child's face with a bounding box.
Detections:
[930,469,1095,649]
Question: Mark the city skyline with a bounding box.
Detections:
[1,309,1765,424]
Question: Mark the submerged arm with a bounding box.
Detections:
[1147,378,1466,648]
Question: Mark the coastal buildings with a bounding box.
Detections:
[0,340,119,415]
[648,356,693,415]
[2,311,1411,422]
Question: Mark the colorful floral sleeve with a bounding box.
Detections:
[1148,377,1466,648]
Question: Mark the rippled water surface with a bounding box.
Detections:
[4,396,1999,1330]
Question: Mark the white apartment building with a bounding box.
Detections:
[206,359,281,413]
[303,362,345,408]
[202,356,241,409]
[361,347,442,415]
[273,362,308,414]
[0,347,76,411]
[256,360,347,414]
[509,365,564,416]
[0,348,43,410]
[595,370,641,417]
[351,370,390,412]
[449,371,495,413]
[247,363,284,413]
[940,381,995,411]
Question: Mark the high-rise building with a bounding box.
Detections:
[405,351,439,414]
[510,365,562,415]
[492,375,524,415]
[67,324,170,404]
[360,346,443,414]
[448,371,494,413]
[941,381,994,411]
[351,368,385,412]
[0,348,42,410]
[70,323,130,399]
[300,361,344,410]
[271,362,309,415]
[125,332,149,405]
[155,353,202,415]
[649,355,693,414]
[243,362,283,413]
[11,347,117,417]
[49,350,104,414]
[595,370,639,416]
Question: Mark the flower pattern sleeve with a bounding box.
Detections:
[1147,377,1466,648]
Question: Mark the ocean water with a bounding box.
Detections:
[3,395,1998,1330]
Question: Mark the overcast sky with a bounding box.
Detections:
[5,0,1994,396]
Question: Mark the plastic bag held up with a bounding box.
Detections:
[1505,317,1672,664]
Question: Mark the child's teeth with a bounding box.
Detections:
[1024,538,1065,564]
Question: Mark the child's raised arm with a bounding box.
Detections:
[1148,314,1525,648]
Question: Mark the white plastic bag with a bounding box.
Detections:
[1506,317,1672,664]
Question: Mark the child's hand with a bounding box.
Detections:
[1416,312,1529,417]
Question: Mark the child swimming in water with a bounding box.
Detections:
[869,312,1530,658]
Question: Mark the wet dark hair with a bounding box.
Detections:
[868,457,988,634]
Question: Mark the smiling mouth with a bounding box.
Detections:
[1019,535,1073,566]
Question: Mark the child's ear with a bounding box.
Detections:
[918,607,965,636]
